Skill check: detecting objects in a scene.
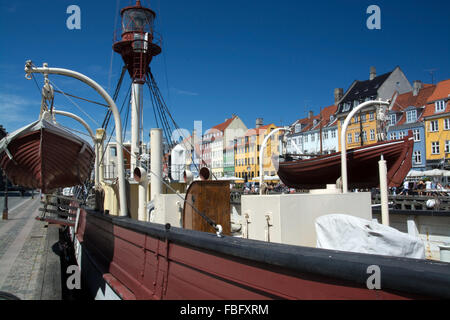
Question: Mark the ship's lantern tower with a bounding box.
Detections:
[113,0,161,84]
[113,0,162,174]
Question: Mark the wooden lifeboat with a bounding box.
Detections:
[0,117,95,193]
[277,132,414,190]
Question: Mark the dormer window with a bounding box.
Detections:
[313,119,318,126]
[435,100,445,113]
[294,124,301,133]
[342,102,351,112]
[406,109,417,123]
[389,114,397,126]
[329,115,334,122]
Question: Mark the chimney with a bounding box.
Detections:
[413,80,423,96]
[370,66,376,80]
[256,118,263,129]
[308,111,314,119]
[334,88,344,104]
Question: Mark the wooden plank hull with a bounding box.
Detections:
[277,135,414,189]
[0,120,94,193]
[74,208,450,300]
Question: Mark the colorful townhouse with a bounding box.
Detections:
[235,120,281,180]
[202,115,247,178]
[422,79,450,169]
[335,66,412,151]
[387,81,436,171]
[286,105,338,157]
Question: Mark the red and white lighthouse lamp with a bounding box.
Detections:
[113,0,161,173]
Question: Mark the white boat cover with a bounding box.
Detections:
[315,214,425,259]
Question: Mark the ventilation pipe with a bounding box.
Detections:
[150,128,163,201]
[134,166,148,222]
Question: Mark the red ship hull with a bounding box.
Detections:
[277,135,414,189]
[73,208,450,300]
[0,119,94,193]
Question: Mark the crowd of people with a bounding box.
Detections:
[395,179,450,196]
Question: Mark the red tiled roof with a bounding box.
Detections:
[318,104,338,128]
[422,80,450,119]
[389,85,436,125]
[244,124,274,136]
[210,115,237,132]
[392,85,435,112]
[292,105,337,133]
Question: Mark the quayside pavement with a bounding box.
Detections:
[0,194,62,300]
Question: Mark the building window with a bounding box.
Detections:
[370,129,375,140]
[389,114,397,126]
[304,135,308,143]
[110,146,117,157]
[323,131,328,140]
[347,133,352,144]
[353,115,358,123]
[413,129,420,142]
[413,151,422,164]
[435,100,445,113]
[343,102,351,112]
[398,131,405,139]
[389,132,397,140]
[361,113,366,123]
[355,132,360,143]
[406,110,417,123]
[431,141,440,155]
[429,120,439,132]
[311,134,315,142]
[369,112,374,121]
[446,141,450,153]
[331,130,336,138]
[445,118,450,130]
[362,130,367,142]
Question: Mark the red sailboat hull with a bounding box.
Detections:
[0,119,94,193]
[277,135,414,189]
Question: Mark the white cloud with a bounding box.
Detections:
[171,87,199,96]
[0,93,37,127]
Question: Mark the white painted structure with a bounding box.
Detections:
[240,192,372,247]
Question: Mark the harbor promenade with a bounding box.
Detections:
[0,193,62,300]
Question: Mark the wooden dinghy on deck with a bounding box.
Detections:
[0,117,95,193]
[277,133,414,190]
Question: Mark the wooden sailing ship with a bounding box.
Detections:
[277,133,414,189]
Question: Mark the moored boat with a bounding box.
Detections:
[277,133,414,189]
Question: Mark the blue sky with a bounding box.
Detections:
[1,0,449,144]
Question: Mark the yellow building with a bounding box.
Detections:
[335,66,413,151]
[337,110,379,151]
[422,80,450,168]
[235,123,281,181]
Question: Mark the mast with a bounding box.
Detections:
[113,0,161,174]
[319,107,323,154]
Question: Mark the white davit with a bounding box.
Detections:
[315,214,425,259]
